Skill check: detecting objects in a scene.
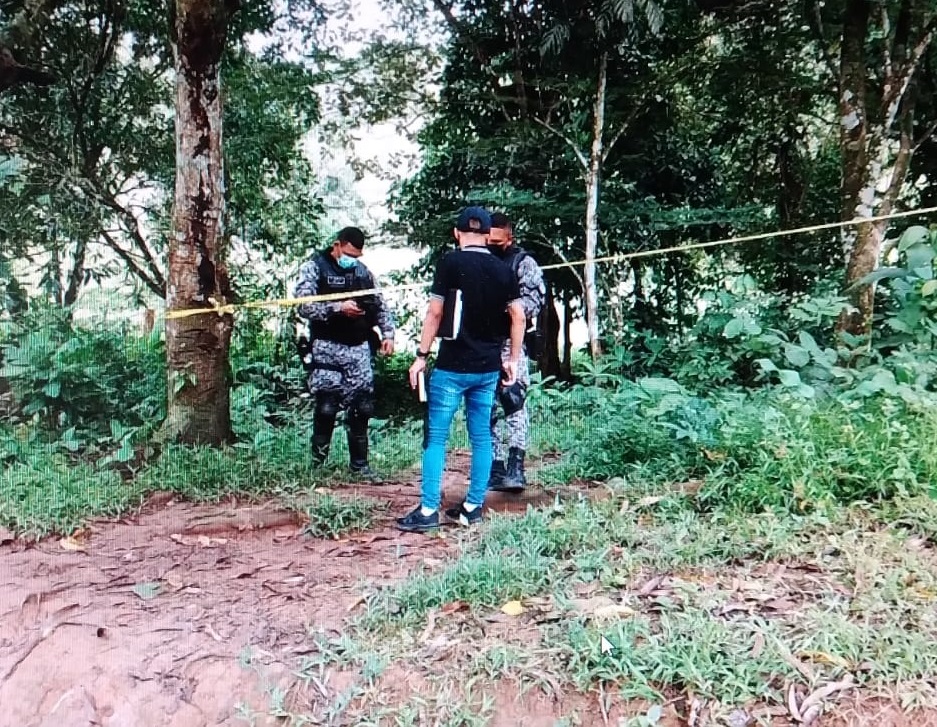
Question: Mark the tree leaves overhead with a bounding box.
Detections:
[0,0,327,303]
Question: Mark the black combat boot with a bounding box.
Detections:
[347,430,383,483]
[500,447,527,492]
[486,459,507,490]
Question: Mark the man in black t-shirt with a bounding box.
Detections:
[396,206,526,532]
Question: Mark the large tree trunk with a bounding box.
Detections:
[836,0,872,335]
[583,52,608,361]
[835,0,936,336]
[161,0,235,446]
[561,290,573,380]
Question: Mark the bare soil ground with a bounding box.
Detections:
[0,453,934,727]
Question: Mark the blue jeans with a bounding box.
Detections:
[421,368,500,510]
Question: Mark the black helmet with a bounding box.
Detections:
[498,380,527,417]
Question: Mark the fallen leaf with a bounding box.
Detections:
[751,631,765,658]
[787,684,803,722]
[440,600,469,615]
[593,604,636,621]
[500,600,526,616]
[636,496,664,509]
[132,582,162,601]
[346,596,366,612]
[797,650,851,669]
[798,675,855,714]
[163,572,185,591]
[59,536,87,552]
[637,575,665,596]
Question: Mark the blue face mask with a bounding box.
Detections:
[337,254,358,270]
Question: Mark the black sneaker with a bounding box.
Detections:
[396,506,439,532]
[351,465,384,484]
[444,503,484,526]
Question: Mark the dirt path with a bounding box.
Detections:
[2,453,934,727]
[0,453,579,727]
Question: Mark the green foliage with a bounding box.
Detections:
[303,493,386,539]
[372,353,424,423]
[0,305,164,434]
[534,364,937,513]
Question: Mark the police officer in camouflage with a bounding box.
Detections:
[294,227,395,481]
[486,213,546,492]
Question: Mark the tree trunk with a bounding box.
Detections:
[161,0,234,446]
[836,0,872,335]
[63,236,88,307]
[583,52,608,361]
[835,0,934,337]
[561,290,573,380]
[538,281,562,380]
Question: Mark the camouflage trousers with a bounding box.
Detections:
[307,338,374,409]
[490,341,530,459]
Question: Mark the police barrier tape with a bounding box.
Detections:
[163,205,937,321]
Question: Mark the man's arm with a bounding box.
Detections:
[507,300,525,362]
[417,297,444,352]
[294,259,340,321]
[408,297,444,388]
[518,256,546,320]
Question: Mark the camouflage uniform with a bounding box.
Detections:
[294,252,394,474]
[490,247,545,491]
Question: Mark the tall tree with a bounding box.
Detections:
[829,0,937,335]
[161,0,235,445]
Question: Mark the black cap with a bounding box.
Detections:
[455,206,491,234]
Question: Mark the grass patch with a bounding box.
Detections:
[0,416,421,537]
[302,493,386,539]
[0,450,145,538]
[344,490,937,717]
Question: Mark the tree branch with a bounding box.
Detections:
[98,229,165,298]
[882,10,935,130]
[603,104,643,163]
[806,0,838,81]
[881,1,893,83]
[914,117,937,150]
[533,117,589,172]
[428,0,513,123]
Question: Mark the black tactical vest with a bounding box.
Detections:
[309,251,378,346]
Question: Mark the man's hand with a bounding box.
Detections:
[501,360,518,386]
[380,338,394,356]
[339,300,365,317]
[409,356,427,389]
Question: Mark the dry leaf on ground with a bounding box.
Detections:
[59,536,87,552]
[500,600,526,616]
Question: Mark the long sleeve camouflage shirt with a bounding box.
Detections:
[513,247,546,322]
[293,255,395,340]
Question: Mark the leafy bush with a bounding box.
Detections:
[536,372,937,512]
[373,352,425,423]
[0,305,165,437]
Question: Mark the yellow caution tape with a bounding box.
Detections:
[164,205,937,321]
